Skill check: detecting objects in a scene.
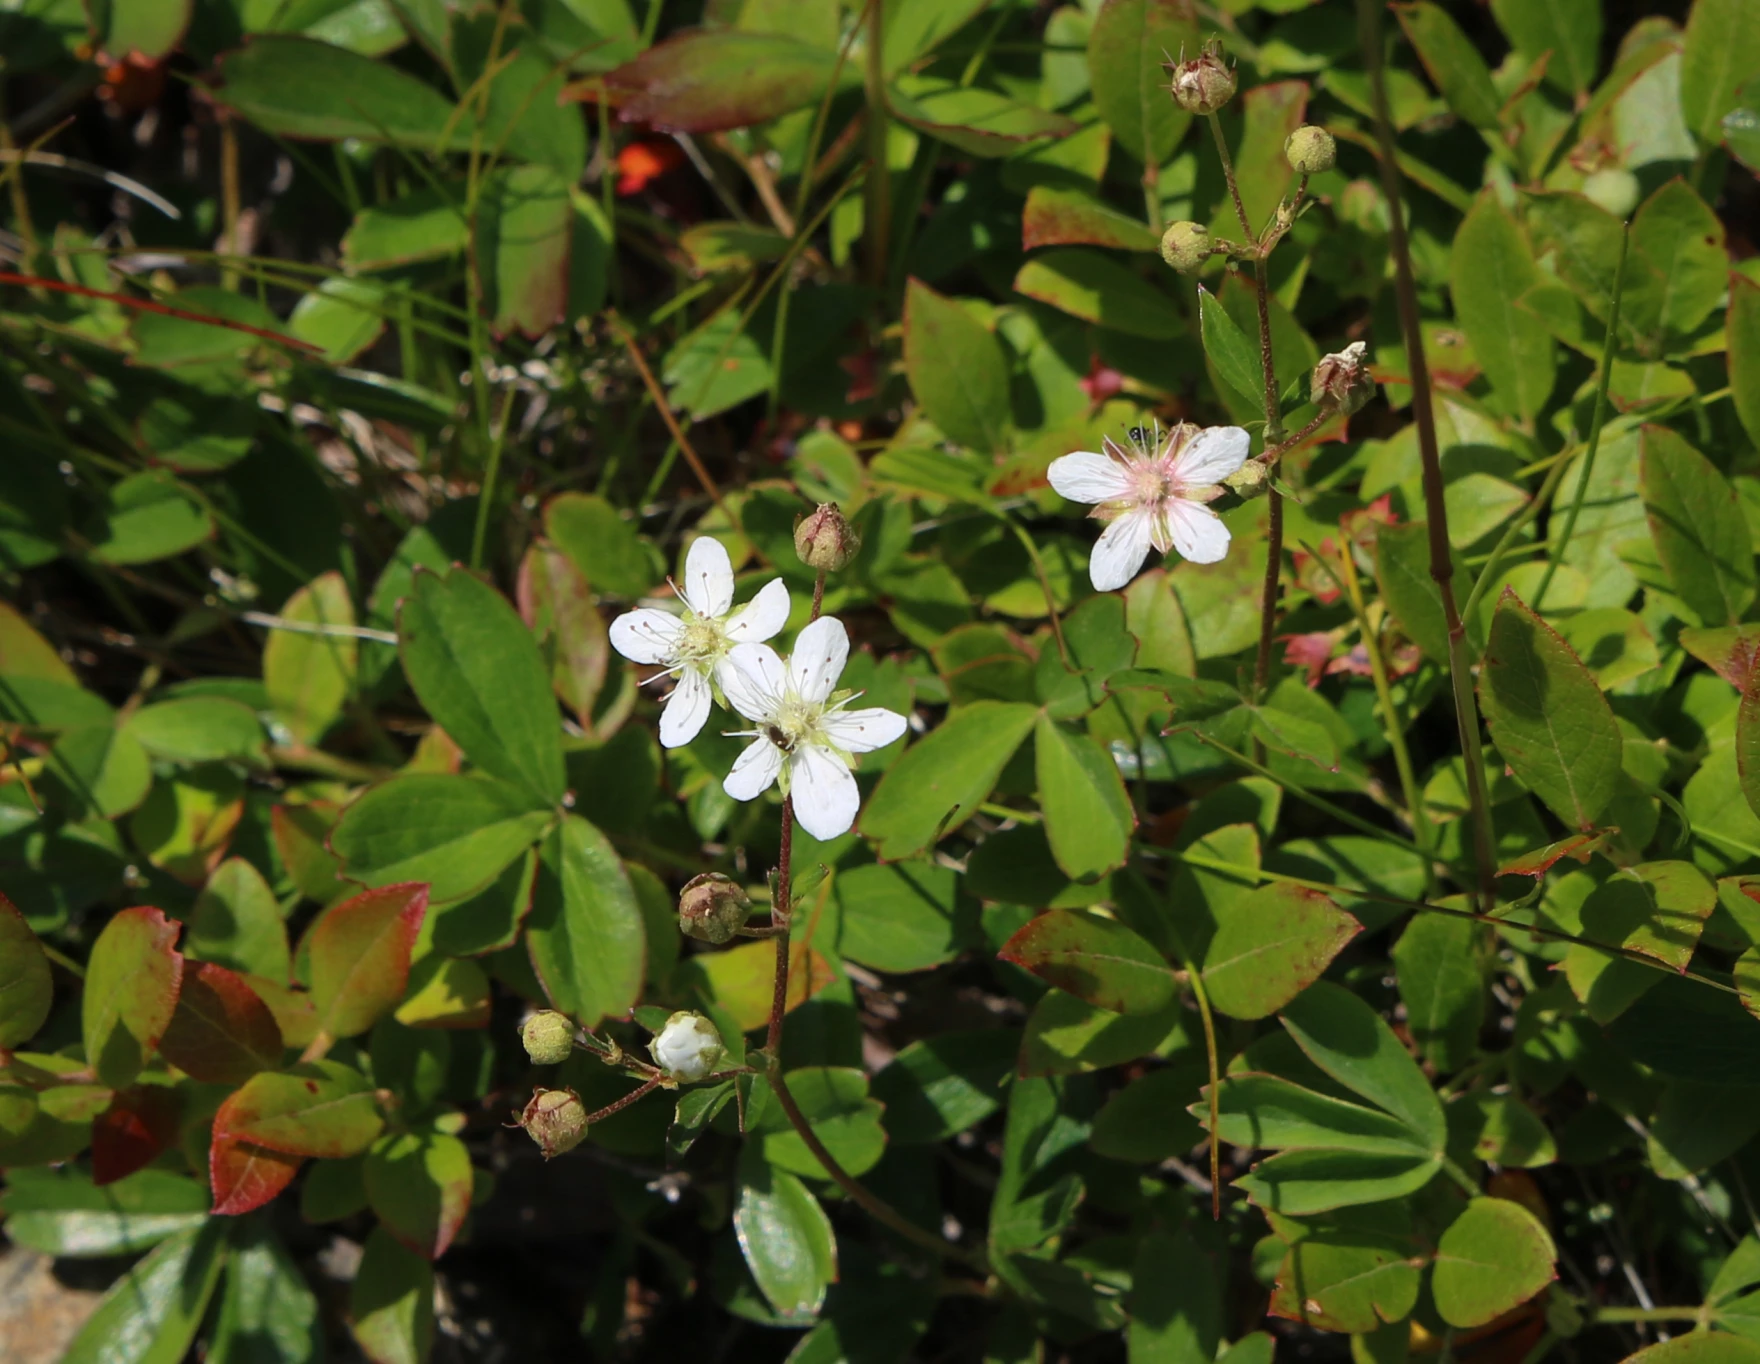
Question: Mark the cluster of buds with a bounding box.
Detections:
[677,872,751,944]
[1165,40,1235,115]
[794,502,860,571]
[1311,341,1376,417]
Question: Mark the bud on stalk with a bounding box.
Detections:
[1310,341,1376,417]
[794,503,860,571]
[1159,220,1213,274]
[518,1088,589,1158]
[650,1011,725,1084]
[519,1010,576,1065]
[678,872,751,945]
[1166,42,1236,115]
[1284,125,1337,176]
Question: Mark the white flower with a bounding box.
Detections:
[1047,421,1250,590]
[608,536,790,748]
[650,1011,724,1083]
[718,616,908,842]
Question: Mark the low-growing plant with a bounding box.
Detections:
[3,0,1760,1361]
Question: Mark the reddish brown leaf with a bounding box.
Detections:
[81,906,185,1089]
[1497,832,1610,879]
[1680,626,1760,691]
[597,29,847,134]
[1021,186,1160,254]
[159,963,285,1084]
[309,883,428,1040]
[210,1129,302,1215]
[244,974,321,1049]
[92,1084,182,1186]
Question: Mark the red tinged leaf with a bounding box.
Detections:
[597,30,850,134]
[0,891,54,1050]
[81,906,185,1089]
[998,909,1176,1015]
[92,1084,182,1186]
[1498,832,1611,879]
[210,1130,303,1215]
[214,1060,384,1159]
[309,883,428,1040]
[1680,626,1760,690]
[364,1131,475,1260]
[158,963,285,1084]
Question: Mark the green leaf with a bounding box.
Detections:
[1681,0,1760,144]
[880,0,990,74]
[519,541,611,725]
[1478,588,1622,831]
[999,908,1175,1015]
[449,17,585,179]
[1022,186,1161,253]
[1090,1058,1207,1164]
[351,1225,436,1364]
[365,1129,474,1260]
[1197,285,1264,408]
[1234,1147,1442,1217]
[1267,1203,1426,1333]
[264,571,357,743]
[1647,1079,1760,1178]
[1374,521,1480,664]
[1084,0,1197,165]
[1430,1197,1557,1329]
[525,814,646,1027]
[1450,193,1554,420]
[1564,861,1717,1022]
[834,858,969,973]
[130,288,286,366]
[752,1068,887,1178]
[1731,275,1760,450]
[61,1220,228,1364]
[1640,425,1756,627]
[1201,884,1359,1021]
[83,904,184,1089]
[308,883,426,1040]
[41,722,150,819]
[287,275,387,365]
[0,1167,209,1257]
[890,77,1080,158]
[423,846,538,956]
[1035,713,1135,880]
[734,1151,838,1323]
[210,1220,323,1364]
[215,1059,384,1159]
[1608,974,1760,1086]
[1628,179,1728,346]
[1394,1,1502,130]
[398,565,566,804]
[0,891,53,1048]
[603,28,854,133]
[213,35,459,144]
[125,696,267,766]
[341,184,470,270]
[667,1080,736,1160]
[159,962,285,1084]
[1278,981,1446,1152]
[477,164,571,336]
[1489,0,1600,96]
[1741,686,1760,824]
[861,701,1038,860]
[186,858,292,982]
[330,772,552,902]
[1447,1091,1556,1169]
[1014,249,1181,340]
[1622,1340,1760,1364]
[89,471,214,565]
[1207,1072,1435,1156]
[1392,913,1488,1071]
[1019,989,1182,1077]
[1129,1229,1221,1363]
[903,278,1011,453]
[544,491,656,598]
[870,1030,1018,1144]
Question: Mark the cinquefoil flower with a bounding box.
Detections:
[719,616,908,841]
[1048,421,1250,590]
[609,536,789,748]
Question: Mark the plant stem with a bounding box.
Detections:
[1533,223,1630,614]
[863,0,891,293]
[586,1078,663,1124]
[1186,964,1224,1220]
[1358,0,1495,912]
[1202,737,1423,852]
[219,112,241,292]
[1590,1306,1705,1326]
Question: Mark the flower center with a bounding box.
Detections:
[675,613,728,669]
[771,693,823,749]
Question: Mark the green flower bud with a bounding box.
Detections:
[1165,43,1236,115]
[1225,459,1271,500]
[1284,125,1337,176]
[650,1010,724,1084]
[1160,220,1213,274]
[794,503,861,572]
[678,872,752,945]
[1580,167,1639,220]
[520,1010,576,1065]
[518,1087,589,1159]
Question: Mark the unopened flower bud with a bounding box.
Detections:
[649,1011,724,1084]
[520,1010,576,1065]
[1225,459,1271,499]
[1166,42,1236,115]
[1284,125,1336,176]
[1310,341,1375,417]
[518,1087,588,1158]
[794,503,860,572]
[1160,220,1212,274]
[678,872,751,945]
[1580,167,1638,220]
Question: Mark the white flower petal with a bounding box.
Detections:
[1165,497,1232,565]
[1048,451,1134,506]
[680,535,736,618]
[1171,425,1250,486]
[790,744,860,841]
[609,608,685,665]
[788,616,849,704]
[724,577,790,643]
[719,643,787,722]
[1088,507,1157,591]
[724,737,783,802]
[657,669,712,748]
[822,706,908,754]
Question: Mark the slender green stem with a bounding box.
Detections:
[1533,224,1631,614]
[1442,1157,1480,1196]
[1202,737,1422,852]
[1186,964,1224,1219]
[1590,1306,1704,1325]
